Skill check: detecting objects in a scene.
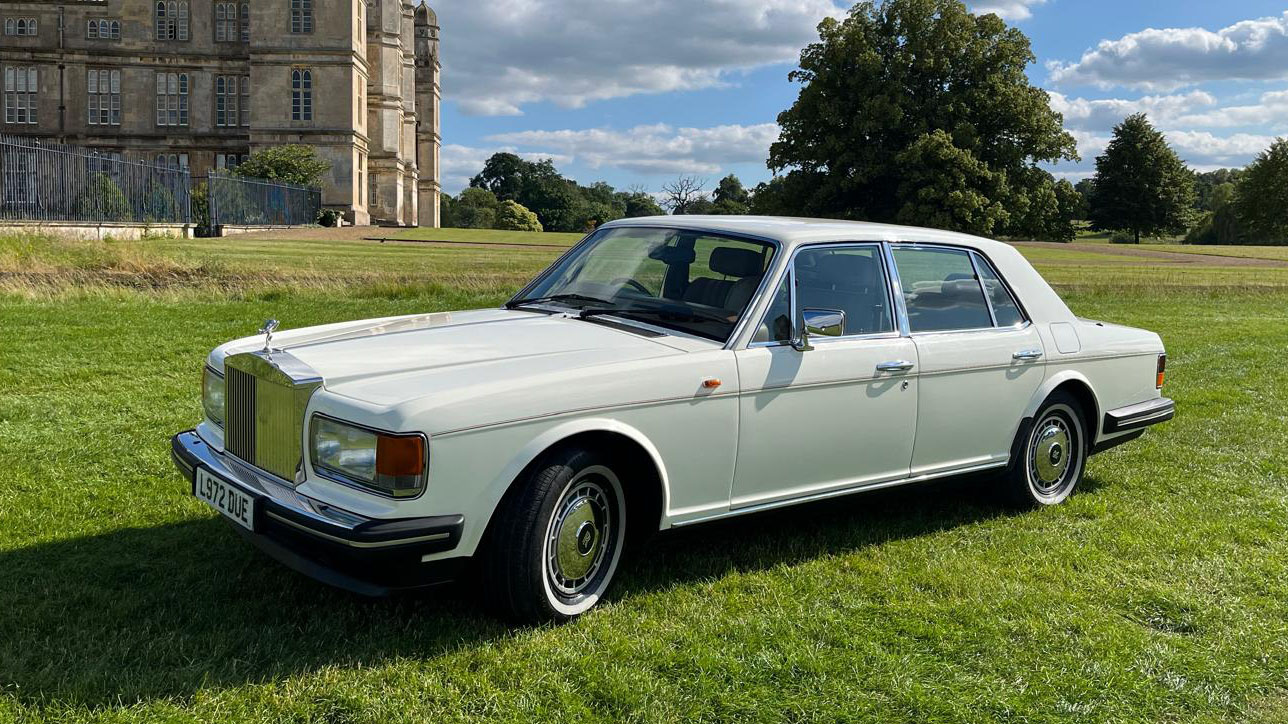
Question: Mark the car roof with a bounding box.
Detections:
[599,215,1013,254]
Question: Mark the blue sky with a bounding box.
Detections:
[434,1,1288,195]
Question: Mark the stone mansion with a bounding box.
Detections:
[0,0,441,226]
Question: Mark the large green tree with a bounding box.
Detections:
[712,174,750,215]
[1186,182,1244,245]
[451,187,499,229]
[768,0,1079,239]
[617,189,665,218]
[1088,113,1196,244]
[1232,138,1288,243]
[469,153,625,232]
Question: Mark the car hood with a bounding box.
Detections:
[219,309,691,406]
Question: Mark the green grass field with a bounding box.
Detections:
[2,228,1287,723]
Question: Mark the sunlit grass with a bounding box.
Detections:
[1,230,1286,722]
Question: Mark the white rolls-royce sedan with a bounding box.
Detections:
[172,217,1174,622]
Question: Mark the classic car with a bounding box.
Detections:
[172,217,1174,622]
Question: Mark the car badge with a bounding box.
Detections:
[259,319,280,357]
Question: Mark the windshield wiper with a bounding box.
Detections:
[580,306,733,325]
[505,293,616,311]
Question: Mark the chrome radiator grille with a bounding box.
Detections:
[222,352,322,482]
[225,366,257,464]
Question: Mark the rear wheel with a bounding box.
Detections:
[1003,392,1087,507]
[483,447,626,623]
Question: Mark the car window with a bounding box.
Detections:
[515,227,776,342]
[891,246,992,333]
[756,245,893,343]
[973,252,1025,327]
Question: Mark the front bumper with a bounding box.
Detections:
[171,430,467,596]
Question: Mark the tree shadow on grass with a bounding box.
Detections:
[0,472,1105,708]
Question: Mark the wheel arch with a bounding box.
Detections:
[1024,371,1101,443]
[474,418,672,557]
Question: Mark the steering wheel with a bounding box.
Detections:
[610,277,652,296]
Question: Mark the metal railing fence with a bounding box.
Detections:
[207,172,321,228]
[0,134,191,224]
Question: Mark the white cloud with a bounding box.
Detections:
[1048,90,1218,131]
[1048,11,1288,90]
[1162,130,1278,163]
[1173,89,1288,129]
[438,0,847,116]
[486,123,781,177]
[969,0,1046,21]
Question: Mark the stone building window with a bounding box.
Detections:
[3,67,38,125]
[155,153,189,170]
[155,1,189,41]
[291,69,312,121]
[215,3,248,42]
[5,18,38,36]
[290,0,313,34]
[155,72,189,127]
[87,69,121,126]
[87,19,122,40]
[5,18,37,36]
[216,153,248,170]
[215,75,249,127]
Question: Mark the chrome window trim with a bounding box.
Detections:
[307,412,430,501]
[745,241,897,348]
[747,330,902,350]
[887,241,1034,337]
[969,248,1032,327]
[503,224,783,351]
[881,241,912,337]
[968,251,999,328]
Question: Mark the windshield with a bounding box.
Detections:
[510,226,778,342]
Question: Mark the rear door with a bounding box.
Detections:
[889,245,1045,476]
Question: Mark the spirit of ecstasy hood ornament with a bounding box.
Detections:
[258,319,280,357]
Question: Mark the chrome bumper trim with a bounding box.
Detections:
[1103,397,1176,434]
[171,430,463,550]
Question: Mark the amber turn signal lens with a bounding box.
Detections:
[376,434,426,477]
[1156,354,1167,389]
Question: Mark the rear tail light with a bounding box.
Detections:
[1156,354,1166,389]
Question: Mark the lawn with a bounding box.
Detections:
[2,229,1287,723]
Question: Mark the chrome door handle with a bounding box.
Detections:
[876,360,915,372]
[1013,349,1044,360]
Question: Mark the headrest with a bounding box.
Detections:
[817,253,879,287]
[709,247,763,278]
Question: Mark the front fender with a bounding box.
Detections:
[494,417,673,521]
[425,416,676,561]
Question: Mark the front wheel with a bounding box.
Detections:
[1002,392,1087,507]
[483,447,627,623]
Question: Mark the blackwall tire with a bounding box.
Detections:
[483,446,627,623]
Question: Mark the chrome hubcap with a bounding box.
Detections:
[1031,417,1073,491]
[547,478,612,595]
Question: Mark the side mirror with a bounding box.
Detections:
[803,308,846,338]
[791,308,845,351]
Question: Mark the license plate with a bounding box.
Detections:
[195,468,256,532]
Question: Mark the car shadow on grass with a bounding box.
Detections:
[0,472,1106,708]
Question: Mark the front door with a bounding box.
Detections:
[732,244,919,509]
